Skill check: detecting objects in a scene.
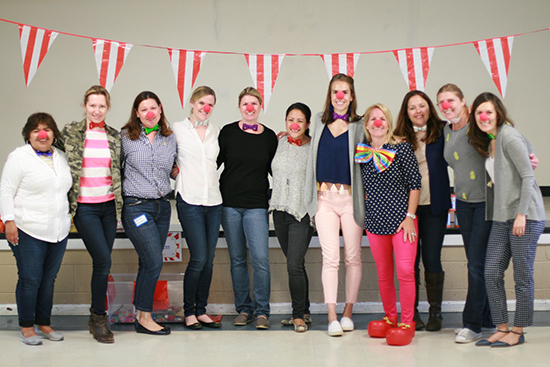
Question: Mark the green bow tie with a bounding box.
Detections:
[144,124,159,135]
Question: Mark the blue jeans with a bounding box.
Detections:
[73,200,117,315]
[176,194,222,317]
[415,205,447,273]
[272,210,313,319]
[456,200,494,332]
[122,196,171,312]
[221,206,270,317]
[9,230,67,327]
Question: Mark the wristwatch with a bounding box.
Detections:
[406,212,416,220]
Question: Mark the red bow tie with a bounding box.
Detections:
[287,137,302,146]
[89,121,105,129]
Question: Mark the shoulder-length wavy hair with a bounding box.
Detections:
[394,90,443,151]
[467,92,513,158]
[363,103,399,145]
[122,91,172,140]
[321,73,361,124]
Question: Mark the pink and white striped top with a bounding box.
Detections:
[78,130,115,203]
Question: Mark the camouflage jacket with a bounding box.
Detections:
[56,119,123,221]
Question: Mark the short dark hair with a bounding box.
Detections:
[286,102,312,137]
[22,112,60,142]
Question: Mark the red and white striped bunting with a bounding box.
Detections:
[168,49,205,108]
[92,39,133,92]
[244,54,284,111]
[320,53,360,78]
[18,24,58,86]
[474,37,514,98]
[393,47,434,91]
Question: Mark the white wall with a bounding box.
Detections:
[1,0,549,183]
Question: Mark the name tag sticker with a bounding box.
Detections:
[133,214,148,227]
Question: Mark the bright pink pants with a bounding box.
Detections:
[315,191,363,305]
[367,222,418,324]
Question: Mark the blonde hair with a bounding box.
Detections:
[437,83,469,119]
[238,87,262,106]
[363,103,399,144]
[190,86,216,114]
[83,85,111,109]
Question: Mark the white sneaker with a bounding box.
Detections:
[455,328,482,343]
[455,327,465,335]
[328,320,344,337]
[340,317,354,332]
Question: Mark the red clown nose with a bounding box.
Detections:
[441,101,451,110]
[336,91,345,100]
[479,112,489,122]
[246,104,255,112]
[146,111,155,119]
[203,104,212,113]
[37,130,48,139]
[373,119,383,128]
[290,123,300,130]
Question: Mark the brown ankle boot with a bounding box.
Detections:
[89,308,114,343]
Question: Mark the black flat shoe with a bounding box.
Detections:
[199,320,222,329]
[184,322,203,330]
[135,321,171,335]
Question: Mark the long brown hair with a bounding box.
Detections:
[467,92,513,158]
[394,90,443,151]
[122,91,172,140]
[321,73,361,124]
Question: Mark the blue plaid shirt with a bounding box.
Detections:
[121,128,177,199]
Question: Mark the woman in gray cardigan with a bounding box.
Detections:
[468,92,545,348]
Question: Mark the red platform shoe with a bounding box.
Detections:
[386,322,416,346]
[368,315,398,338]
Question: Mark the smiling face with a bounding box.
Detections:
[330,80,353,115]
[239,94,260,123]
[29,123,54,152]
[190,94,215,123]
[286,109,309,140]
[366,108,389,141]
[437,91,465,121]
[474,101,498,136]
[84,94,109,125]
[407,95,430,128]
[136,98,162,129]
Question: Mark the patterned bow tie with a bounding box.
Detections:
[144,124,159,135]
[413,125,427,133]
[89,121,105,129]
[287,137,302,146]
[333,113,348,121]
[35,149,52,156]
[354,143,396,173]
[194,119,209,128]
[243,123,258,131]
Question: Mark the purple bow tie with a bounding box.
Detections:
[243,123,258,131]
[333,113,348,121]
[36,150,52,156]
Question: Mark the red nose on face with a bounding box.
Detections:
[146,111,155,119]
[373,119,383,128]
[290,123,300,130]
[441,101,451,110]
[246,104,255,112]
[336,91,345,100]
[480,112,488,122]
[203,104,212,113]
[37,130,48,139]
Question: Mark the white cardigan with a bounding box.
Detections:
[0,144,72,242]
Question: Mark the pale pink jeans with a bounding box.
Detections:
[315,191,363,305]
[366,221,418,324]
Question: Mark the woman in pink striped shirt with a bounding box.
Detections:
[58,86,123,343]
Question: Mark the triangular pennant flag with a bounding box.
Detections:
[168,49,205,108]
[92,39,133,92]
[393,47,434,91]
[320,53,360,78]
[244,54,285,111]
[473,36,514,98]
[18,24,58,86]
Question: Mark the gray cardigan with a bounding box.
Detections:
[304,113,365,227]
[486,124,545,222]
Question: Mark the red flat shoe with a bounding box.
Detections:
[368,315,398,338]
